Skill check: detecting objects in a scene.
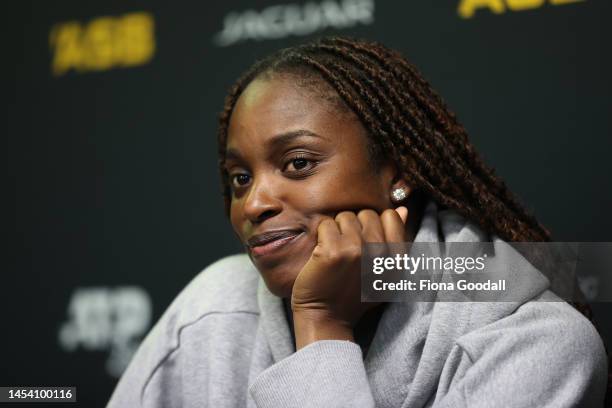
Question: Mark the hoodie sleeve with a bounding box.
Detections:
[248,340,376,408]
[433,302,608,408]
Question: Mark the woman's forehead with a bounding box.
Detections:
[227,77,364,149]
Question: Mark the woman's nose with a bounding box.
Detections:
[242,177,282,224]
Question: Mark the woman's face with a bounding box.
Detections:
[225,75,397,298]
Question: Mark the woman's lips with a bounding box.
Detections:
[249,231,304,258]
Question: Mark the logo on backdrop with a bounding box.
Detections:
[213,0,375,47]
[58,286,152,378]
[49,12,155,76]
[458,0,585,19]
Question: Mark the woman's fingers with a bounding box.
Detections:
[335,211,362,236]
[335,211,364,253]
[381,207,408,243]
[316,207,408,252]
[315,217,341,248]
[357,209,385,243]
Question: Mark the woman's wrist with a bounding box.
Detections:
[292,308,355,350]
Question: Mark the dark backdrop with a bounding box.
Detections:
[6,1,611,406]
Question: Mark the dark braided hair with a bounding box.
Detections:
[217,36,550,243]
[216,36,609,401]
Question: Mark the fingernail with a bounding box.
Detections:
[395,206,408,224]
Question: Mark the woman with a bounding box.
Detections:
[108,36,607,407]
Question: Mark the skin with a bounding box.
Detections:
[225,74,422,350]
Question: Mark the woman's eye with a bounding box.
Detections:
[231,174,251,188]
[292,158,308,170]
[285,156,315,172]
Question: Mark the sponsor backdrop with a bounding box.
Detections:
[7,0,611,406]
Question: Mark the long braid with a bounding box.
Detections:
[310,43,519,239]
[328,37,551,240]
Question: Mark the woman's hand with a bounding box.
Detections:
[291,207,408,350]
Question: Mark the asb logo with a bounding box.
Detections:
[458,0,585,18]
[49,12,155,76]
[213,0,374,47]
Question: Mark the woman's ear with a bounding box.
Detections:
[378,158,414,205]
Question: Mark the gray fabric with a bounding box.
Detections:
[107,201,607,407]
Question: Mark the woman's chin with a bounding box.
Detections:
[259,267,299,299]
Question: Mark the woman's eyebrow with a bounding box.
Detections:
[225,129,325,165]
[267,129,326,150]
[224,148,242,164]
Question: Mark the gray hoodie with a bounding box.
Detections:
[107,201,607,407]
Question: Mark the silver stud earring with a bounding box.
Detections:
[391,187,407,203]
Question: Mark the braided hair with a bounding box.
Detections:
[217,36,550,243]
